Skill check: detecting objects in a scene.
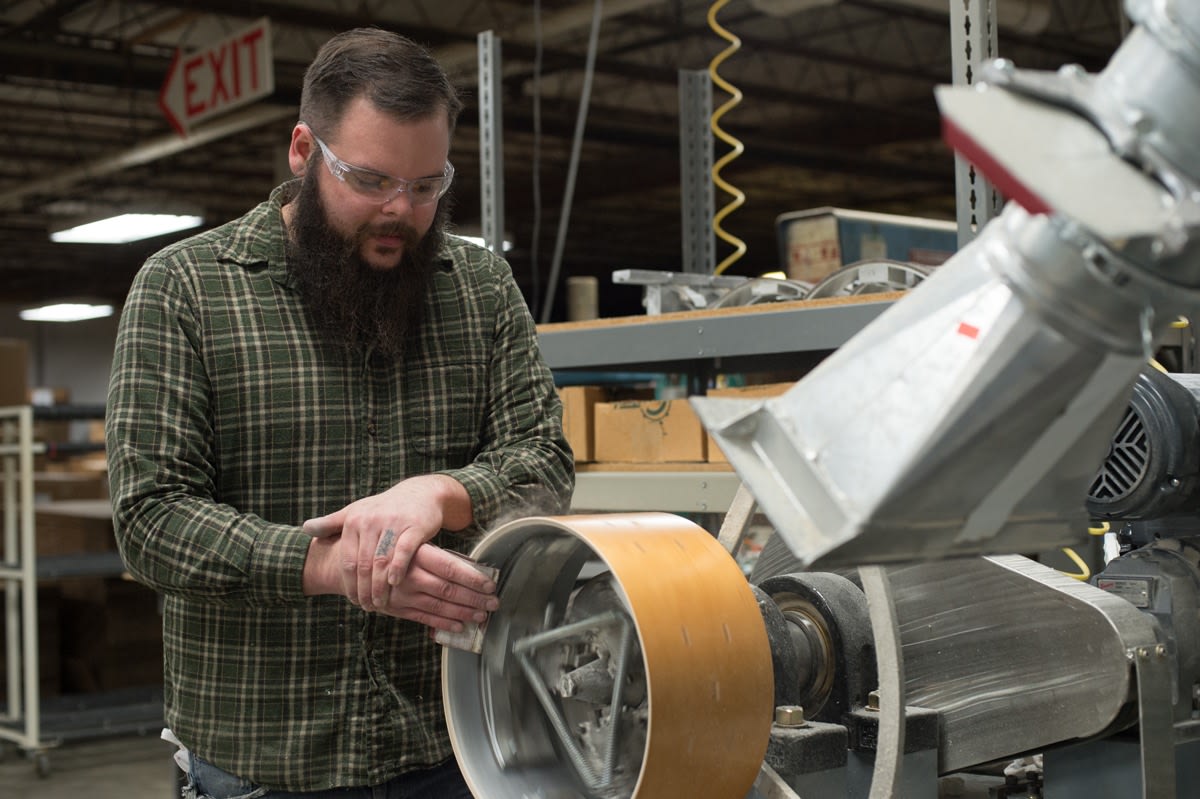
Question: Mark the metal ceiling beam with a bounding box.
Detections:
[0,0,94,38]
[0,103,295,210]
[0,0,671,211]
[614,10,948,85]
[843,0,1116,66]
[503,39,938,124]
[0,38,304,97]
[121,0,469,46]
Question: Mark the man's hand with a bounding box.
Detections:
[300,474,483,624]
[304,536,497,631]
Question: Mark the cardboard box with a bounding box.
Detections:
[0,494,116,556]
[34,420,72,444]
[34,471,109,503]
[705,382,794,463]
[29,386,70,406]
[594,399,706,463]
[0,585,62,702]
[0,338,30,408]
[776,207,957,284]
[60,577,162,693]
[29,499,117,558]
[36,450,109,475]
[0,473,109,517]
[558,386,608,463]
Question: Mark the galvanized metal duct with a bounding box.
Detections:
[693,0,1200,571]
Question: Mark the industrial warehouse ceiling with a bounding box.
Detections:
[1,0,1126,321]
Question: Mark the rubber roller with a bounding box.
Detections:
[442,512,775,798]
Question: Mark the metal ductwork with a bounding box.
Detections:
[693,0,1200,571]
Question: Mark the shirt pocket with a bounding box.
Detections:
[406,360,487,469]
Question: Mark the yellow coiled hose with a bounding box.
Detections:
[707,0,747,275]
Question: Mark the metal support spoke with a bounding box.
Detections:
[513,610,635,793]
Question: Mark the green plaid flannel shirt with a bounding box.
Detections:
[106,182,574,791]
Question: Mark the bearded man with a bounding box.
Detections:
[105,27,574,799]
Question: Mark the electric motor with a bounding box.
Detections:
[1087,367,1200,523]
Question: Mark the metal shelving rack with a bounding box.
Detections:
[0,405,50,773]
[571,466,743,513]
[0,406,162,775]
[538,296,897,511]
[538,294,895,376]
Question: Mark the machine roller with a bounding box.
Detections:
[442,513,776,798]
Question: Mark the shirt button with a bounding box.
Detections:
[367,421,378,437]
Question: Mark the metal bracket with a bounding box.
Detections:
[1133,643,1177,798]
[718,482,758,558]
[679,69,716,275]
[612,268,750,314]
[949,0,1001,246]
[981,61,1200,242]
[477,31,505,255]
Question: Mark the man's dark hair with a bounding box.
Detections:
[299,27,463,137]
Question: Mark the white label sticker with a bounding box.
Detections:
[1096,577,1152,608]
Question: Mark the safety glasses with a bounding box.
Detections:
[305,125,453,206]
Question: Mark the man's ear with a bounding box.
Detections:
[288,126,312,177]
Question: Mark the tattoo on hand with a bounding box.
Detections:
[376,529,396,558]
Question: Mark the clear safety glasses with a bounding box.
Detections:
[306,127,453,206]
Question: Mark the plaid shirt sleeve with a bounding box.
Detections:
[106,247,311,606]
[438,247,576,528]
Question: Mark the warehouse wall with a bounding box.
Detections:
[0,303,119,406]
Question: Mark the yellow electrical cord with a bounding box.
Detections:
[1088,521,1110,536]
[1060,547,1091,581]
[1147,320,1188,371]
[707,0,747,275]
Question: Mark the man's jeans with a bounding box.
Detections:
[184,752,475,799]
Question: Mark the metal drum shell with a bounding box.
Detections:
[443,512,775,799]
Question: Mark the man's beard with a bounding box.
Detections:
[286,169,449,358]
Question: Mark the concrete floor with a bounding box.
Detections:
[0,733,176,798]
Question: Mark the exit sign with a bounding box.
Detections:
[159,18,275,136]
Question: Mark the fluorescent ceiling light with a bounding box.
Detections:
[50,212,203,244]
[20,303,114,322]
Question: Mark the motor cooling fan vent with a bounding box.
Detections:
[1088,406,1150,503]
